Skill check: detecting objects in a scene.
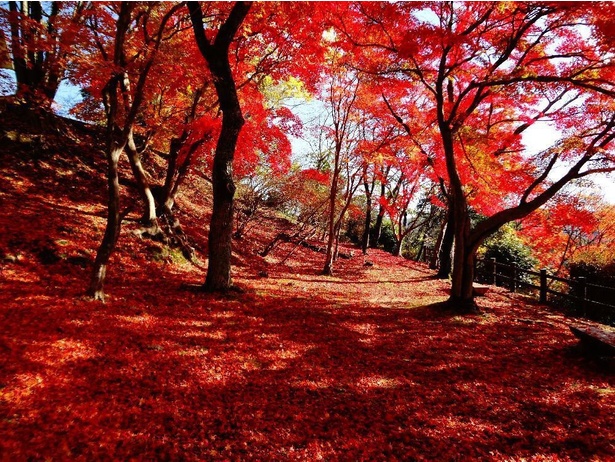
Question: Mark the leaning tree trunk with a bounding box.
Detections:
[87,142,124,300]
[125,131,159,232]
[159,86,205,216]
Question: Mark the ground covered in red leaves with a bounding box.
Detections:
[1,111,614,460]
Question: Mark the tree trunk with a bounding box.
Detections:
[323,174,338,275]
[448,212,481,312]
[416,239,425,262]
[125,131,158,231]
[205,133,238,291]
[371,202,385,248]
[88,143,124,301]
[449,238,478,311]
[429,215,446,269]
[437,208,454,278]
[160,87,205,216]
[188,2,251,292]
[361,193,372,254]
[393,239,402,257]
[203,54,244,291]
[161,137,182,214]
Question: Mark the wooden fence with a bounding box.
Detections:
[477,258,615,317]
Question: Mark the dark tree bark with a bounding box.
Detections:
[361,193,372,254]
[439,115,477,309]
[371,176,387,248]
[188,1,252,292]
[436,207,454,278]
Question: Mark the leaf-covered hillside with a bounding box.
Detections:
[0,104,614,461]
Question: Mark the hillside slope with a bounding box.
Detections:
[1,106,614,461]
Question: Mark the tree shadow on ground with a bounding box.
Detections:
[1,266,613,460]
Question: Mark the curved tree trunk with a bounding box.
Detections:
[159,86,206,216]
[87,2,184,300]
[125,131,159,231]
[87,143,124,301]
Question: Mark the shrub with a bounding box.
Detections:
[476,224,537,288]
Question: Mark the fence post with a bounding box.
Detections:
[578,276,587,314]
[512,265,517,293]
[539,269,547,304]
[491,257,497,286]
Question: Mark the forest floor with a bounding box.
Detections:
[0,107,614,461]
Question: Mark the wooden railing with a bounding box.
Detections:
[477,258,615,315]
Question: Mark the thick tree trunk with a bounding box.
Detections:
[203,66,244,291]
[188,2,251,292]
[448,209,477,311]
[204,96,242,290]
[88,143,124,301]
[438,95,477,309]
